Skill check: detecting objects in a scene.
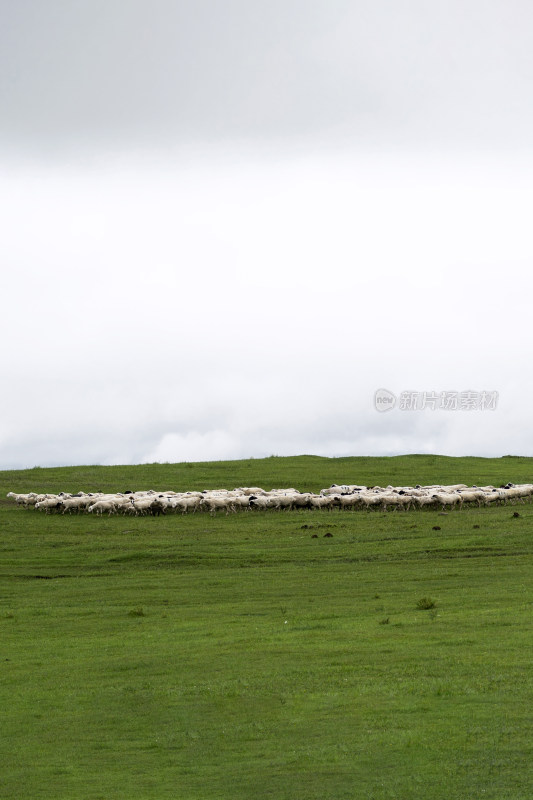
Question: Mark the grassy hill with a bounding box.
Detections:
[1,455,532,799]
[1,453,533,498]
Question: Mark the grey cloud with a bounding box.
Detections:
[2,365,532,469]
[2,0,533,154]
[2,64,533,470]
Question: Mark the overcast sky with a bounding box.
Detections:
[2,0,533,470]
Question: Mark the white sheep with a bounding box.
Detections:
[34,497,61,513]
[87,500,117,515]
[381,494,413,511]
[7,492,42,506]
[412,494,437,509]
[309,495,336,511]
[60,496,92,514]
[457,489,485,506]
[129,497,157,516]
[9,479,531,519]
[481,491,504,506]
[176,495,203,513]
[248,495,278,510]
[358,493,384,510]
[431,492,463,511]
[230,495,252,511]
[337,494,362,510]
[200,496,235,515]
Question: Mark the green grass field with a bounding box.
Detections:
[1,455,532,799]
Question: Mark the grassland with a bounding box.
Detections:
[0,455,532,799]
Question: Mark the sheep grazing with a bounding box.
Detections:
[176,495,203,513]
[413,495,437,509]
[358,492,384,510]
[231,495,252,511]
[200,496,235,515]
[309,495,336,511]
[457,490,485,507]
[129,497,158,516]
[7,481,532,518]
[505,485,532,502]
[34,497,62,513]
[431,493,463,511]
[60,496,92,514]
[6,492,26,506]
[337,493,362,511]
[87,500,117,516]
[481,491,504,506]
[381,494,413,512]
[248,495,276,511]
[320,485,354,496]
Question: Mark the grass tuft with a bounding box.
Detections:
[416,597,437,610]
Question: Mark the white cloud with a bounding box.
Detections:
[2,104,533,466]
[141,430,242,465]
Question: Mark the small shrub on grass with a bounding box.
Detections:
[416,597,436,610]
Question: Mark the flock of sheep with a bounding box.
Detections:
[6,481,533,516]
